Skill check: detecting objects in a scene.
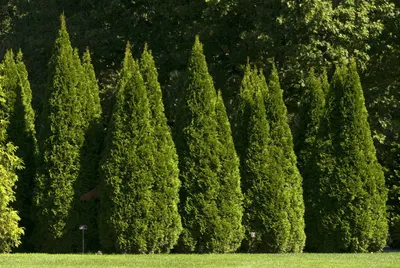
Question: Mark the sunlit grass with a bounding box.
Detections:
[0,253,400,267]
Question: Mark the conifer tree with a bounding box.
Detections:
[0,75,24,253]
[65,48,103,252]
[33,14,86,252]
[214,90,244,252]
[99,44,159,253]
[236,66,291,252]
[309,61,388,252]
[139,44,182,253]
[294,69,325,250]
[266,64,305,252]
[174,36,243,253]
[295,69,325,174]
[1,50,37,251]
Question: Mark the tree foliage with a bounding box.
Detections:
[265,64,305,252]
[0,49,37,251]
[235,65,291,253]
[139,44,182,253]
[33,14,86,252]
[175,36,243,253]
[0,76,24,253]
[309,61,388,252]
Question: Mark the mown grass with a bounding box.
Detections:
[0,253,400,268]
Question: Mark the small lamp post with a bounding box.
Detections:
[79,225,88,254]
[248,231,256,253]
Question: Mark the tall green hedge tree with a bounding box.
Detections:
[265,64,305,252]
[174,36,243,253]
[65,48,103,252]
[295,69,325,174]
[236,65,291,253]
[294,69,325,251]
[309,61,388,252]
[33,14,86,252]
[0,72,24,253]
[100,44,179,253]
[139,44,182,253]
[1,50,37,251]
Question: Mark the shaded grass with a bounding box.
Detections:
[0,253,400,267]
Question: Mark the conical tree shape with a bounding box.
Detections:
[266,64,305,252]
[99,44,158,253]
[236,66,291,253]
[139,44,181,253]
[294,69,325,251]
[65,48,103,252]
[295,68,325,173]
[1,50,37,251]
[33,14,86,252]
[175,36,242,253]
[0,73,24,253]
[214,90,244,252]
[310,61,388,252]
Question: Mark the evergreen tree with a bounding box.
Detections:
[139,44,182,253]
[33,14,86,252]
[0,76,24,253]
[236,66,291,253]
[65,48,103,252]
[214,90,244,252]
[266,64,305,252]
[1,50,37,251]
[175,36,243,253]
[294,69,325,251]
[99,44,159,253]
[309,61,388,252]
[295,68,325,174]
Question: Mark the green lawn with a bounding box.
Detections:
[0,253,399,268]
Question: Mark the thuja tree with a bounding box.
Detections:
[0,79,24,253]
[99,45,160,253]
[266,64,305,252]
[214,90,244,252]
[33,14,85,252]
[139,44,182,253]
[295,68,325,172]
[294,69,325,250]
[65,48,103,252]
[309,61,387,252]
[1,50,37,251]
[236,65,290,253]
[174,36,243,253]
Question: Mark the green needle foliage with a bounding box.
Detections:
[309,61,388,252]
[266,64,305,253]
[66,48,103,252]
[1,50,37,251]
[175,36,243,253]
[33,14,86,252]
[214,90,244,253]
[236,65,290,253]
[99,44,163,253]
[294,69,325,251]
[139,44,182,253]
[0,76,24,253]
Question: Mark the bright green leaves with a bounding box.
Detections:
[175,36,243,253]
